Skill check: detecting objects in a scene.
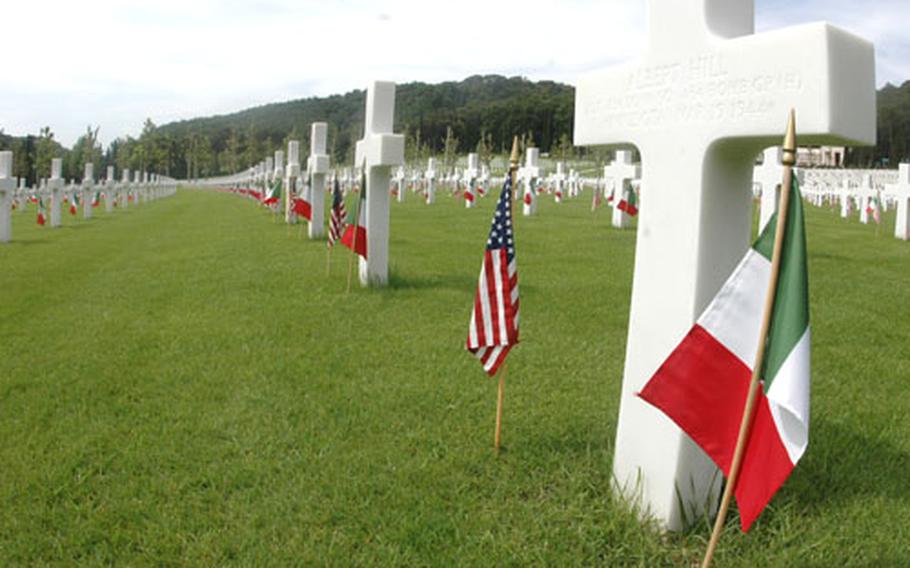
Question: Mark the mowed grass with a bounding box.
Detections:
[0,188,907,566]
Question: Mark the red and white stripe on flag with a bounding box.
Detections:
[466,176,519,376]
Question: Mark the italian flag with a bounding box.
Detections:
[341,175,367,259]
[263,179,282,206]
[464,188,475,203]
[37,197,47,226]
[639,178,810,532]
[69,193,79,215]
[617,185,639,216]
[92,192,101,207]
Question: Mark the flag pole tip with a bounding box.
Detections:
[509,136,520,170]
[782,108,797,166]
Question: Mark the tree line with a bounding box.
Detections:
[2,76,909,185]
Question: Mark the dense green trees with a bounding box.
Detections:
[2,76,909,182]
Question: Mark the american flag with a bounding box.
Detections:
[327,177,346,248]
[466,174,520,376]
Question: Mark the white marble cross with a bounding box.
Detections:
[424,158,437,204]
[464,153,480,208]
[308,123,331,238]
[120,169,131,209]
[886,163,910,240]
[353,81,405,286]
[519,148,540,216]
[45,159,63,226]
[574,0,875,530]
[394,166,406,203]
[603,150,640,228]
[0,151,14,243]
[81,163,94,219]
[553,162,567,203]
[284,140,301,224]
[753,147,784,233]
[104,166,116,212]
[859,174,874,224]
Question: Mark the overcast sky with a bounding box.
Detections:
[2,0,907,147]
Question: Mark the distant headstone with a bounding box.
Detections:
[754,147,784,233]
[394,166,406,203]
[308,123,331,238]
[425,158,437,205]
[552,162,567,203]
[121,169,131,209]
[353,81,404,286]
[0,151,14,242]
[464,153,479,208]
[886,163,910,240]
[105,166,116,212]
[48,158,64,226]
[574,0,875,529]
[519,148,540,216]
[81,163,94,219]
[603,150,640,228]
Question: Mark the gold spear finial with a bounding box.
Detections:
[781,108,796,166]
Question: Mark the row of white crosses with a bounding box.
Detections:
[0,150,176,243]
[574,0,875,530]
[770,158,910,240]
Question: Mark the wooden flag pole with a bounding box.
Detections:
[702,109,798,568]
[494,363,507,451]
[493,136,521,453]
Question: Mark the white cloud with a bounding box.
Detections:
[0,0,905,147]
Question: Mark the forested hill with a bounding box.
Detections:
[156,75,574,175]
[3,77,909,183]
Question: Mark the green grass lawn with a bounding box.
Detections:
[0,189,907,566]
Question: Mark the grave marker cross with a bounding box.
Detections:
[354,81,405,286]
[574,0,875,530]
[885,163,910,240]
[308,123,331,238]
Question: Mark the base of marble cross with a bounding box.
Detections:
[896,197,909,240]
[309,174,326,238]
[0,151,12,243]
[425,179,436,204]
[359,167,392,286]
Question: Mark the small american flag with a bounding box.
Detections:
[328,177,346,248]
[466,174,520,376]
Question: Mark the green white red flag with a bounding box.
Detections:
[639,178,810,532]
[617,184,638,216]
[37,197,47,225]
[341,171,367,259]
[263,179,282,206]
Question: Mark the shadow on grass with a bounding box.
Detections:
[6,238,50,247]
[789,417,909,507]
[387,271,475,291]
